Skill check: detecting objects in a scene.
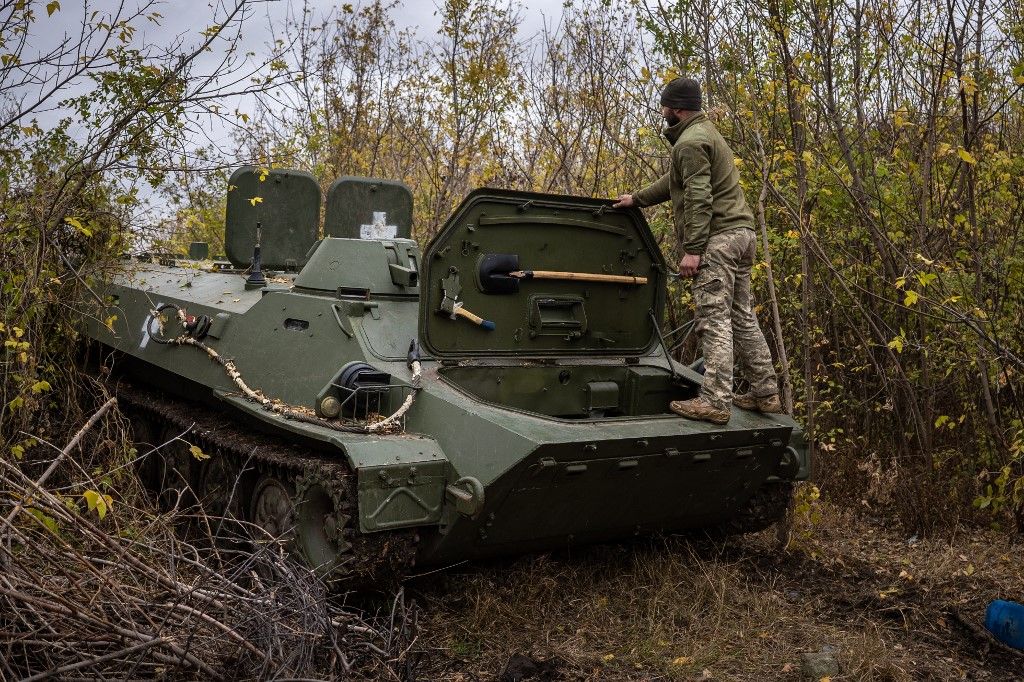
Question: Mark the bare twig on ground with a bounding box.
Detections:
[0,404,419,680]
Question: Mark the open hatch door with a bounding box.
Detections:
[420,189,667,358]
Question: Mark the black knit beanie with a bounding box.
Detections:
[660,77,702,111]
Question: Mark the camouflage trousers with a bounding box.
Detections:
[692,228,778,410]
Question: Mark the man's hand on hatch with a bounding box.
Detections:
[678,253,701,277]
[612,194,634,208]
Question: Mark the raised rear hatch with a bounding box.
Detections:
[420,189,667,358]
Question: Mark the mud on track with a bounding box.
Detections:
[409,502,1024,680]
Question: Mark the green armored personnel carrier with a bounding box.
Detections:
[86,167,810,583]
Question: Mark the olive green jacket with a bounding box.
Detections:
[632,113,754,255]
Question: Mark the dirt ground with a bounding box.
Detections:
[406,495,1024,681]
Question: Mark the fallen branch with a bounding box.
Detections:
[3,396,117,527]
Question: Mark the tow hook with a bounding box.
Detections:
[445,476,485,517]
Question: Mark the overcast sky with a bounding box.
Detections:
[22,0,566,142]
[12,0,570,221]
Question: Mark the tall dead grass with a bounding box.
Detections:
[0,399,418,680]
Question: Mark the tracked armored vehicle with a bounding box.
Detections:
[86,167,810,584]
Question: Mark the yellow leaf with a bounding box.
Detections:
[671,656,693,666]
[957,148,977,165]
[82,490,111,519]
[964,563,975,576]
[888,337,904,353]
[11,445,24,460]
[249,196,263,206]
[46,1,60,16]
[904,290,919,306]
[960,74,977,96]
[189,444,210,461]
[65,216,93,237]
[894,276,906,289]
[104,314,117,331]
[601,654,615,663]
[30,380,51,394]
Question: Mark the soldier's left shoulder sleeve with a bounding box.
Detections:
[675,138,713,255]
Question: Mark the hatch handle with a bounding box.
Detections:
[529,295,587,338]
[330,303,355,338]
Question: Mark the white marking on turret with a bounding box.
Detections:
[360,211,398,240]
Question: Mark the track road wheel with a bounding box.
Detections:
[294,476,354,582]
[129,411,163,495]
[249,474,296,547]
[150,425,197,511]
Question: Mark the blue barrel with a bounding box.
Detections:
[984,600,1024,650]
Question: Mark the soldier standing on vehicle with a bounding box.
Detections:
[613,77,783,424]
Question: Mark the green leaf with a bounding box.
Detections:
[30,380,51,394]
[11,445,24,460]
[888,337,904,353]
[27,508,59,534]
[904,290,919,306]
[46,1,60,16]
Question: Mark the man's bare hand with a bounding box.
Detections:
[612,194,635,208]
[679,253,701,277]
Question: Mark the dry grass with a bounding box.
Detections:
[4,396,1022,681]
[0,400,418,681]
[411,492,1024,681]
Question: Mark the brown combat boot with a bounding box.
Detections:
[670,397,731,424]
[733,392,784,414]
